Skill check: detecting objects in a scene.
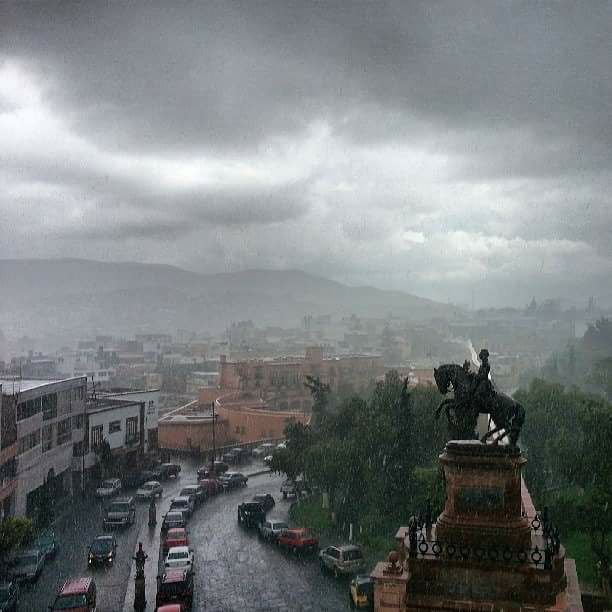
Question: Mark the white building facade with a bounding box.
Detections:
[1,377,88,517]
[101,389,159,450]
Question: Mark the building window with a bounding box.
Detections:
[57,418,72,445]
[90,425,103,450]
[17,397,41,421]
[42,424,54,453]
[125,417,138,444]
[108,421,121,434]
[42,393,58,420]
[235,425,241,434]
[17,430,40,455]
[72,414,84,429]
[72,441,86,457]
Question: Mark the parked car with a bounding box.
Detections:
[121,471,146,489]
[135,480,163,501]
[213,460,229,474]
[349,575,374,610]
[280,479,296,499]
[198,478,221,496]
[230,447,250,464]
[162,528,189,554]
[8,549,45,583]
[196,465,210,479]
[88,535,117,567]
[161,512,187,534]
[276,441,287,450]
[0,580,19,612]
[164,546,194,571]
[277,528,318,554]
[169,496,194,519]
[221,452,236,465]
[156,605,185,612]
[253,443,276,457]
[319,544,365,576]
[263,455,273,467]
[258,519,288,542]
[140,467,163,481]
[180,485,206,506]
[252,493,275,512]
[219,472,247,491]
[49,577,96,611]
[237,502,265,528]
[33,528,58,560]
[95,478,122,498]
[156,569,193,610]
[160,463,181,480]
[103,497,136,529]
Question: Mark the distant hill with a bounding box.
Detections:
[0,258,459,345]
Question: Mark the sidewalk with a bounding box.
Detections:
[122,466,270,611]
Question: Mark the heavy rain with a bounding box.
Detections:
[0,2,611,611]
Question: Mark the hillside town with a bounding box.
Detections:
[3,1,612,611]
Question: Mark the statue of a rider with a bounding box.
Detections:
[465,349,495,409]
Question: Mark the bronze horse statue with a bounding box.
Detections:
[433,362,525,446]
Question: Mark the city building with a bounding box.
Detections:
[218,346,384,411]
[0,377,88,517]
[80,396,149,478]
[0,389,17,518]
[99,388,160,450]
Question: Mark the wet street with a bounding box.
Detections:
[20,457,349,611]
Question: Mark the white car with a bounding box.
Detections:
[136,481,163,500]
[164,546,194,571]
[95,478,122,498]
[276,441,287,450]
[253,443,276,457]
[259,519,288,542]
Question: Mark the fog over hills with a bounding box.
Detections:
[0,259,458,347]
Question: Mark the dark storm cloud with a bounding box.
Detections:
[1,1,612,305]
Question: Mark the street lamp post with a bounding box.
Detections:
[210,400,216,470]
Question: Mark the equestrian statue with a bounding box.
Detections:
[433,349,525,446]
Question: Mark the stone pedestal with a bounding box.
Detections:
[371,562,409,612]
[435,440,531,549]
[372,439,583,611]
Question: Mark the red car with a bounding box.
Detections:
[198,478,221,496]
[162,528,188,554]
[156,568,193,610]
[277,528,318,554]
[156,606,184,612]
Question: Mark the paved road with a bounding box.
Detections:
[19,470,186,612]
[19,457,352,611]
[174,470,348,611]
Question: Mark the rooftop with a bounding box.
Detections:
[0,377,86,394]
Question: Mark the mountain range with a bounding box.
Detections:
[0,258,459,348]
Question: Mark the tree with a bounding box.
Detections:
[304,375,331,432]
[0,517,33,569]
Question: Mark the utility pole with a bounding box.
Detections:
[210,400,216,470]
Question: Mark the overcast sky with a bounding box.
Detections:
[1,1,611,307]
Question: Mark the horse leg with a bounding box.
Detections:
[436,398,453,420]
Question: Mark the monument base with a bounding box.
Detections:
[435,440,531,549]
